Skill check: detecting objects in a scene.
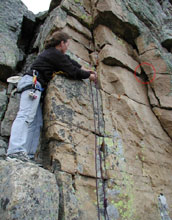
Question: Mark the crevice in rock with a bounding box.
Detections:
[44,120,91,135]
[135,66,149,82]
[153,106,172,111]
[139,48,158,56]
[102,56,138,75]
[17,16,36,54]
[77,172,110,180]
[146,85,172,141]
[149,85,161,106]
[91,130,104,137]
[124,94,150,107]
[161,39,172,52]
[95,0,99,8]
[28,17,47,54]
[72,174,76,191]
[0,65,14,83]
[150,72,172,76]
[72,38,93,54]
[53,170,65,220]
[100,87,150,107]
[0,96,9,127]
[16,13,47,72]
[67,23,91,41]
[157,0,163,6]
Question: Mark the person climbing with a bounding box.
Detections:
[6,31,97,163]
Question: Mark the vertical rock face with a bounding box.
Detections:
[40,0,172,219]
[0,0,172,220]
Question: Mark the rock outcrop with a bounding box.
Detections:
[0,0,172,220]
[0,0,36,82]
[0,160,59,220]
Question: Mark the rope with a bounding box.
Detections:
[95,83,106,220]
[95,82,110,220]
[90,80,110,220]
[90,80,101,220]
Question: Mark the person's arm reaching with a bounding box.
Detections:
[65,54,97,82]
[44,49,97,82]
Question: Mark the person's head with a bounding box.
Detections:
[44,31,71,54]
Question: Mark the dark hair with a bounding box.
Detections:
[44,31,71,49]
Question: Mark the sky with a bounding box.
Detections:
[21,0,51,14]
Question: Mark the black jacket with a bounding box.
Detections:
[25,47,91,88]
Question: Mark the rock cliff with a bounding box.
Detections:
[0,0,172,219]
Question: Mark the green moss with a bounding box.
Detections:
[104,137,114,148]
[80,14,87,21]
[74,0,81,4]
[115,200,124,207]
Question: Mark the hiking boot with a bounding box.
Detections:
[6,152,30,162]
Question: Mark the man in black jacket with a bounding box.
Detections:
[6,31,97,163]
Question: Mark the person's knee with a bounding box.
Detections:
[16,111,30,120]
[16,111,35,125]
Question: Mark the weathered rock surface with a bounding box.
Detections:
[62,0,92,27]
[0,160,59,220]
[55,171,79,220]
[33,7,68,51]
[94,25,134,54]
[97,63,149,105]
[98,44,140,73]
[92,0,141,45]
[0,138,8,158]
[1,93,20,137]
[153,107,172,138]
[0,83,8,122]
[0,0,36,82]
[43,76,101,178]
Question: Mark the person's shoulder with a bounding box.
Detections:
[40,47,62,58]
[44,47,58,54]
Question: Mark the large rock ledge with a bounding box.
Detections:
[0,160,59,220]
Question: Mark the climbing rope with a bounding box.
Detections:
[90,80,101,220]
[90,80,110,220]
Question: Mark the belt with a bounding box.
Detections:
[17,84,44,93]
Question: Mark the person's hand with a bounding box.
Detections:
[90,70,97,76]
[89,71,97,82]
[81,66,97,82]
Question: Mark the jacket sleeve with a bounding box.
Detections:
[53,51,91,80]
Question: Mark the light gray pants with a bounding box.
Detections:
[7,75,43,158]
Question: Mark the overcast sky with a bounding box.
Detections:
[21,0,51,14]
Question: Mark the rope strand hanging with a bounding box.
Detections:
[90,80,101,220]
[90,80,110,220]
